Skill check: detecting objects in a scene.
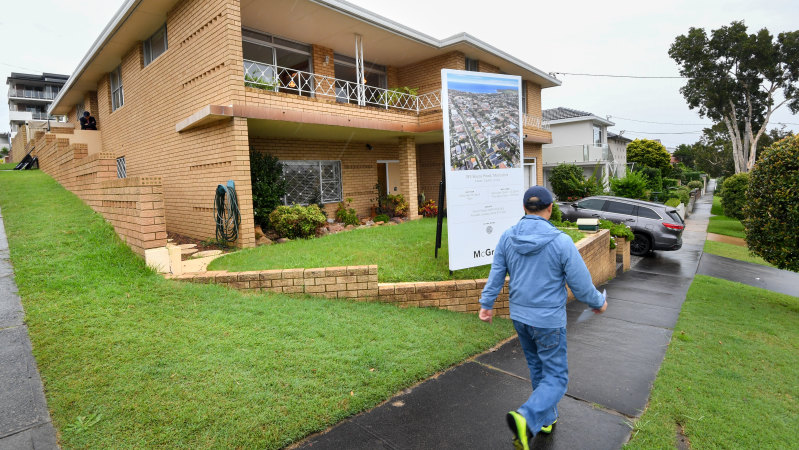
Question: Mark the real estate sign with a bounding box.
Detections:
[441,69,524,271]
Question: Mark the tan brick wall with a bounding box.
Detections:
[526,81,542,117]
[88,0,255,247]
[477,61,500,74]
[311,44,335,79]
[416,143,444,206]
[396,51,465,94]
[398,136,419,219]
[172,229,626,319]
[9,126,27,163]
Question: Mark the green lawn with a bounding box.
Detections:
[0,171,515,449]
[708,195,746,239]
[209,218,584,282]
[703,240,775,268]
[626,275,799,448]
[0,162,17,170]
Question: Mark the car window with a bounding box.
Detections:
[666,210,684,224]
[604,201,637,216]
[577,198,605,210]
[638,207,662,220]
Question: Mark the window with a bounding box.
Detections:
[143,24,168,66]
[603,201,636,216]
[465,58,479,72]
[666,210,683,224]
[577,198,605,210]
[333,53,386,104]
[242,29,312,96]
[593,125,603,146]
[110,66,124,111]
[521,81,527,114]
[116,157,126,179]
[638,207,662,220]
[281,161,342,205]
[75,101,85,118]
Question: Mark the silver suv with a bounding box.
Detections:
[558,196,684,256]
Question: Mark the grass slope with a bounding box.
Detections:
[0,171,515,449]
[209,218,584,282]
[626,275,799,448]
[0,162,17,170]
[708,196,745,239]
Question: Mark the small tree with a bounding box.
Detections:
[745,136,799,271]
[250,151,286,229]
[549,163,602,201]
[669,21,799,173]
[626,139,671,172]
[610,170,649,200]
[720,173,749,220]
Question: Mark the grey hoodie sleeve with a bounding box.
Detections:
[560,235,605,309]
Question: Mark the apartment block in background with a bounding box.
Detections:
[20,0,558,249]
[6,72,69,138]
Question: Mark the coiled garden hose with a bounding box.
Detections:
[214,180,240,244]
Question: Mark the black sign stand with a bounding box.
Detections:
[435,163,446,258]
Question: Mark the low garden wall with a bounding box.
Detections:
[168,229,621,318]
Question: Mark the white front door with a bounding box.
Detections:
[523,157,537,188]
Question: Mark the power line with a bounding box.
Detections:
[0,62,47,73]
[551,71,685,79]
[623,130,704,135]
[609,115,709,126]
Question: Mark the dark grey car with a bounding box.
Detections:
[558,196,684,256]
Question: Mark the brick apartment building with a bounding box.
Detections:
[21,0,558,249]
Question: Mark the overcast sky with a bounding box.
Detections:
[2,0,798,147]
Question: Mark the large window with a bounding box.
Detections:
[282,160,342,205]
[465,58,479,72]
[593,125,603,147]
[333,54,386,105]
[110,66,124,111]
[143,24,168,66]
[242,29,312,96]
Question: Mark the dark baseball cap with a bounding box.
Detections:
[523,186,554,210]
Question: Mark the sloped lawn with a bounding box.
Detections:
[209,218,584,282]
[0,171,515,449]
[626,275,798,448]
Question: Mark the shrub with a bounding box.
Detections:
[721,173,749,220]
[549,164,602,200]
[418,199,438,218]
[638,166,663,193]
[250,152,286,229]
[744,135,799,271]
[335,198,359,226]
[599,219,634,249]
[610,170,649,199]
[381,194,409,217]
[374,214,390,223]
[715,176,725,195]
[682,170,703,183]
[663,177,679,189]
[269,204,327,239]
[550,202,562,223]
[664,198,681,207]
[667,186,691,205]
[687,180,703,190]
[627,139,671,171]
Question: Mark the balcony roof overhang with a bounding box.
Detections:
[548,115,615,127]
[52,0,559,115]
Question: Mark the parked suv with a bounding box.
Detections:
[558,196,684,256]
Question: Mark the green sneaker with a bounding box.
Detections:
[540,419,557,434]
[506,411,531,450]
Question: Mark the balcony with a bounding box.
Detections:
[542,144,611,165]
[8,89,58,100]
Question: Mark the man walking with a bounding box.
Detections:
[478,186,607,449]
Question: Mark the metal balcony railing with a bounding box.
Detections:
[243,60,549,130]
[8,89,58,100]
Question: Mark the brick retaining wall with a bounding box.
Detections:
[169,230,619,318]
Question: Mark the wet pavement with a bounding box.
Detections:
[299,188,715,449]
[0,208,58,449]
[697,253,799,298]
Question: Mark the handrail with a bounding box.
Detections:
[7,89,58,100]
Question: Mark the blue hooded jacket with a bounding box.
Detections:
[479,215,605,328]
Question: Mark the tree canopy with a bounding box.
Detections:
[669,21,799,173]
[626,138,671,171]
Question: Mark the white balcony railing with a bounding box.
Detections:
[244,60,442,113]
[243,60,549,131]
[8,89,58,100]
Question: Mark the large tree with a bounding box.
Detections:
[669,21,799,173]
[626,138,671,171]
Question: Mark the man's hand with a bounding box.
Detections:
[593,300,608,314]
[479,308,494,324]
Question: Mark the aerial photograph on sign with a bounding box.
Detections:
[446,72,521,171]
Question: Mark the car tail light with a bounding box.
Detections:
[663,222,684,231]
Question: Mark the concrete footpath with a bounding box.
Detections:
[298,191,714,449]
[0,208,58,450]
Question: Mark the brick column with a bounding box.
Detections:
[398,136,419,219]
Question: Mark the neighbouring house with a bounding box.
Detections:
[6,72,69,139]
[541,107,627,194]
[14,0,558,252]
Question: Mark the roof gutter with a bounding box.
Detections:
[48,0,143,115]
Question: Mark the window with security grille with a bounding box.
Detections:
[117,157,126,179]
[281,160,342,205]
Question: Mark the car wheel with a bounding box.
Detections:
[630,233,651,256]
